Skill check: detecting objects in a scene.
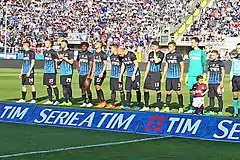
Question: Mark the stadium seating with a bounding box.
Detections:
[0,0,194,50]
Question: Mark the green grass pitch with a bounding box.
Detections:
[0,68,239,160]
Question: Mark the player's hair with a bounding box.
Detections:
[151,41,160,46]
[22,40,31,47]
[211,50,218,54]
[192,37,200,43]
[211,50,221,59]
[45,39,53,46]
[196,75,203,81]
[237,43,240,46]
[168,41,176,46]
[80,42,89,48]
[61,40,68,45]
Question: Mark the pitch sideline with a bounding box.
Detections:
[0,136,170,159]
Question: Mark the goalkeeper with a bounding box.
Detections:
[185,37,207,113]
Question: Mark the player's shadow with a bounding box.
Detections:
[5,96,48,103]
[169,102,181,110]
[225,106,238,115]
[204,106,222,112]
[150,102,164,108]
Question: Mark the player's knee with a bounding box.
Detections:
[156,90,161,94]
[52,85,57,88]
[95,85,101,90]
[144,88,148,92]
[176,91,182,95]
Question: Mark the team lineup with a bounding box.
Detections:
[15,38,240,117]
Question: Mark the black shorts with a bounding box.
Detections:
[208,84,222,98]
[79,75,88,88]
[144,72,161,91]
[22,74,34,85]
[43,73,56,86]
[166,78,181,91]
[232,76,240,92]
[60,75,72,86]
[125,76,140,91]
[110,78,123,91]
[94,73,106,86]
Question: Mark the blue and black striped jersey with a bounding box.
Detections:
[122,51,140,77]
[148,51,164,73]
[165,51,183,78]
[110,54,122,78]
[43,49,58,74]
[93,51,107,76]
[22,50,35,75]
[59,49,74,76]
[208,60,224,84]
[77,51,93,76]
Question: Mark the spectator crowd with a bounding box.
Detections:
[0,0,195,51]
[183,0,240,42]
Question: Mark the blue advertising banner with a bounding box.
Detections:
[0,102,240,143]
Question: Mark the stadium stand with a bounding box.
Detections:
[0,0,196,52]
[182,0,240,42]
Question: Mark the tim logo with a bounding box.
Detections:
[145,116,166,132]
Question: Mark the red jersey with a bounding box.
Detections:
[192,83,208,97]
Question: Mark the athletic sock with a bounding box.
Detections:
[157,92,161,107]
[209,97,215,112]
[233,98,239,114]
[47,86,52,101]
[68,86,72,102]
[217,95,223,112]
[136,90,141,105]
[178,94,184,108]
[126,91,132,106]
[120,91,125,106]
[32,91,36,100]
[87,89,93,103]
[63,85,69,103]
[166,94,172,107]
[22,91,27,100]
[111,91,116,105]
[82,94,87,103]
[53,87,59,101]
[98,89,105,101]
[144,91,149,107]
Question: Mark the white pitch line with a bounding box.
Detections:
[0,136,168,159]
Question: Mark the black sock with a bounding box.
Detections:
[136,90,141,105]
[126,91,132,106]
[166,94,172,107]
[178,94,183,108]
[99,89,105,101]
[22,91,27,100]
[120,91,125,106]
[47,86,52,101]
[217,95,223,112]
[144,91,149,107]
[97,89,105,102]
[32,91,36,100]
[210,97,215,111]
[68,86,72,101]
[157,92,161,107]
[87,89,92,103]
[63,85,69,103]
[53,87,59,101]
[111,91,116,105]
[82,94,87,103]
